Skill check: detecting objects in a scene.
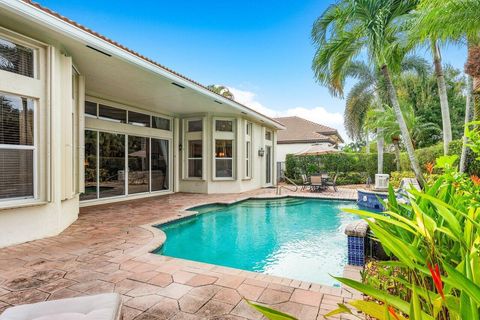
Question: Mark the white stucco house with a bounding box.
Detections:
[273,116,343,175]
[0,0,284,247]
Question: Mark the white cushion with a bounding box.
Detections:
[0,293,122,320]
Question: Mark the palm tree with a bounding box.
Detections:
[366,103,441,170]
[414,0,480,171]
[343,56,428,173]
[206,85,234,100]
[312,0,425,185]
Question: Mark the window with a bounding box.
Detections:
[0,93,35,200]
[0,37,34,78]
[128,111,150,127]
[188,140,203,178]
[152,116,170,131]
[245,122,252,179]
[215,120,233,132]
[81,130,98,201]
[215,140,233,178]
[99,104,126,123]
[265,130,272,141]
[128,136,149,194]
[188,120,202,132]
[85,101,97,117]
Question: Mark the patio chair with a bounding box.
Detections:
[309,175,324,192]
[300,174,310,190]
[324,173,338,192]
[0,293,122,320]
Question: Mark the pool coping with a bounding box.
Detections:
[134,194,363,296]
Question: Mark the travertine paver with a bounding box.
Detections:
[0,188,363,319]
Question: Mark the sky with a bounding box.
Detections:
[39,0,467,141]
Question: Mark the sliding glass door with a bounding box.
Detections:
[80,130,170,201]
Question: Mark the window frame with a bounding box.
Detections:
[212,117,236,180]
[183,118,205,180]
[244,121,252,180]
[81,96,174,203]
[0,28,47,208]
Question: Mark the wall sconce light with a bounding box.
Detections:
[179,144,183,151]
[258,148,265,157]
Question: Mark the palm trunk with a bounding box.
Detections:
[460,76,474,173]
[393,138,401,172]
[377,129,384,174]
[381,65,424,186]
[365,132,370,154]
[432,40,452,154]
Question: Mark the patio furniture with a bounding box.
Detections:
[310,175,325,192]
[0,293,122,320]
[324,173,338,192]
[300,174,310,190]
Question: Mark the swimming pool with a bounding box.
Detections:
[155,197,359,286]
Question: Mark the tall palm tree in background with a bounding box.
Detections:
[312,0,425,185]
[343,56,428,173]
[206,85,235,100]
[414,0,480,171]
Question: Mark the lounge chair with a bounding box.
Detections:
[0,293,122,320]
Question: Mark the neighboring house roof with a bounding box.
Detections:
[273,116,344,144]
[7,0,285,130]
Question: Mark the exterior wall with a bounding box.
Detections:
[179,115,277,194]
[276,142,330,163]
[0,29,81,247]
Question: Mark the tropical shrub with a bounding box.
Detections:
[389,171,416,188]
[285,152,396,183]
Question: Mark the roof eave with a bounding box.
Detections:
[3,0,285,130]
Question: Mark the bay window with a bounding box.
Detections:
[213,118,235,179]
[184,118,204,179]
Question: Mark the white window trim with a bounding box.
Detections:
[0,28,47,209]
[212,117,236,181]
[182,117,206,180]
[243,121,252,180]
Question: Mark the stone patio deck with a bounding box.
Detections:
[0,187,363,320]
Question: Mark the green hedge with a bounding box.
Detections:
[400,140,479,174]
[285,152,396,185]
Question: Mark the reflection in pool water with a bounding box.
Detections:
[156,197,359,286]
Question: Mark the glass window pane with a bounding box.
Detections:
[80,130,98,201]
[128,111,150,127]
[215,140,232,158]
[99,132,125,198]
[265,131,272,141]
[152,139,169,191]
[85,101,97,117]
[0,93,34,145]
[0,149,33,200]
[98,104,126,123]
[0,37,34,77]
[188,120,202,132]
[188,140,202,158]
[188,159,202,178]
[128,136,149,194]
[215,120,233,132]
[246,122,251,135]
[152,116,170,130]
[216,159,232,178]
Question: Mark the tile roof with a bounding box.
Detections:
[273,116,343,143]
[18,0,285,128]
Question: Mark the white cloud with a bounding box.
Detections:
[228,87,348,142]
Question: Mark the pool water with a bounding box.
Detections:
[156,197,359,286]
